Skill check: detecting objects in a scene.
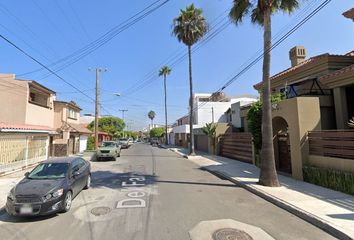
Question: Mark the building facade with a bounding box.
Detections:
[52,101,92,156]
[253,46,354,179]
[171,93,257,148]
[0,74,56,173]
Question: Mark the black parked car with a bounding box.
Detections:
[6,157,91,216]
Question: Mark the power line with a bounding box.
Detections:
[0,32,110,115]
[217,0,332,92]
[18,0,169,78]
[121,12,231,95]
[176,0,332,119]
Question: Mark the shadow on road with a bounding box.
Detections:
[91,171,157,189]
[0,208,58,223]
[156,179,240,188]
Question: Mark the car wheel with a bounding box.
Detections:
[62,191,72,213]
[84,175,91,189]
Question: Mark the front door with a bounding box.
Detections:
[277,133,292,174]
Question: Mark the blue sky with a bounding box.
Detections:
[0,0,353,130]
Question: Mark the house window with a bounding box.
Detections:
[29,88,50,108]
[68,108,77,119]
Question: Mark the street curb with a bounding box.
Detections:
[201,167,353,240]
[0,162,39,177]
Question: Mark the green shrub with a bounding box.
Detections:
[86,136,95,150]
[303,166,354,196]
[247,93,285,152]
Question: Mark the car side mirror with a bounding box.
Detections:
[73,171,80,178]
[24,172,29,178]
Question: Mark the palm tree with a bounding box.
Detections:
[348,117,354,128]
[173,4,208,155]
[159,66,172,145]
[229,0,300,187]
[148,110,156,128]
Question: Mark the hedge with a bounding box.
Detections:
[303,165,354,196]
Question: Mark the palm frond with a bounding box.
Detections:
[229,0,253,25]
[348,117,354,128]
[279,0,299,13]
[148,110,156,120]
[172,4,208,46]
[159,66,172,77]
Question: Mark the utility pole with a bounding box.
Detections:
[119,109,128,138]
[89,68,107,150]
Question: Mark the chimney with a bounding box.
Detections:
[289,46,306,67]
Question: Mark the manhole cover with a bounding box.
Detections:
[212,228,253,240]
[90,207,111,216]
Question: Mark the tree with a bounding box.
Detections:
[150,127,165,138]
[173,4,208,155]
[247,94,285,153]
[349,117,354,128]
[88,116,125,138]
[86,136,95,150]
[159,66,172,145]
[201,123,217,154]
[229,0,300,187]
[148,110,156,127]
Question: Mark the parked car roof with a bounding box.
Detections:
[42,157,81,164]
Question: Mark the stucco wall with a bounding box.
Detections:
[272,97,321,180]
[53,104,64,129]
[0,77,28,124]
[26,102,54,127]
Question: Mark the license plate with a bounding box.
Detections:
[20,204,33,214]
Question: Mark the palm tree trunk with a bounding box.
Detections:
[164,75,168,145]
[258,7,280,187]
[188,45,195,155]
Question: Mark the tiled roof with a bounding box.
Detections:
[319,64,354,81]
[346,50,354,56]
[98,132,112,136]
[254,52,354,88]
[272,54,328,80]
[69,123,92,134]
[0,122,54,132]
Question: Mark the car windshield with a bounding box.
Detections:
[28,163,69,179]
[102,142,116,147]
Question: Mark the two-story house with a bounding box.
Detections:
[171,92,257,149]
[53,101,92,156]
[251,46,354,180]
[0,73,56,173]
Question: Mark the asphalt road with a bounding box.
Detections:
[0,143,335,240]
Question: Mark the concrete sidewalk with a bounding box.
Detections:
[162,145,354,240]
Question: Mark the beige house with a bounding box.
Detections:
[0,73,56,173]
[52,101,92,156]
[0,73,92,173]
[252,47,354,179]
[0,74,55,127]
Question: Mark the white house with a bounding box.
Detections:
[171,92,258,147]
